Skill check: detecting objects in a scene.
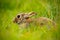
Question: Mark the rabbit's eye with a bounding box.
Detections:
[17,15,20,18]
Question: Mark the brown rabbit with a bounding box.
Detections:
[13,12,56,29]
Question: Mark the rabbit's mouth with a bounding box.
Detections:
[17,21,22,24]
[17,22,20,24]
[17,20,24,24]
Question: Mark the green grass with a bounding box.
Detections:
[0,0,60,40]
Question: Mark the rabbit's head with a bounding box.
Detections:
[13,12,36,24]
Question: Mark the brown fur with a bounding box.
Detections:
[13,12,57,28]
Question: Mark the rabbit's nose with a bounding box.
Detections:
[13,18,18,23]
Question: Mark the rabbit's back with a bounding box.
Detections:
[34,17,56,28]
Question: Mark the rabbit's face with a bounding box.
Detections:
[13,13,25,24]
[13,12,36,24]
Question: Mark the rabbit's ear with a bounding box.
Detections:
[28,11,37,17]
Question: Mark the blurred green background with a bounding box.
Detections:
[0,0,60,40]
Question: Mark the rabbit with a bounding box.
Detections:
[13,12,57,29]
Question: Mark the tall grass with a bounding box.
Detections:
[0,0,59,40]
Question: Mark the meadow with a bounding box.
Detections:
[0,0,60,40]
